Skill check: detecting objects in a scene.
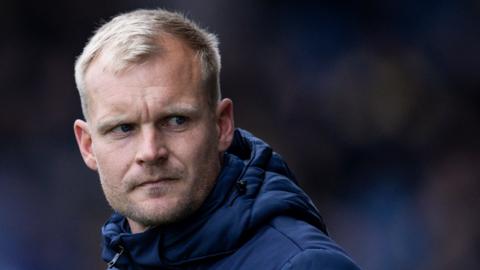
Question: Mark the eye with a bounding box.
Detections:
[112,124,135,133]
[166,116,187,126]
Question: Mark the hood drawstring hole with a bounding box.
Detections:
[236,180,247,195]
[229,180,247,206]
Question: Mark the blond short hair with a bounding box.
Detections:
[74,9,221,118]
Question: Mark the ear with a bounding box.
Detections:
[73,119,98,171]
[216,98,235,152]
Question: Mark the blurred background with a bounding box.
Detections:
[1,0,479,269]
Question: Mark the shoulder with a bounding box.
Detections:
[210,216,361,269]
[279,249,361,270]
[269,216,361,270]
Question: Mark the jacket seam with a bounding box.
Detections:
[267,223,304,252]
[278,249,319,270]
[269,223,334,270]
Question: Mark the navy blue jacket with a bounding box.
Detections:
[101,129,361,269]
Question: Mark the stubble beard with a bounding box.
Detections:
[122,180,208,228]
[99,161,220,229]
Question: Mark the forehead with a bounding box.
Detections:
[84,36,206,116]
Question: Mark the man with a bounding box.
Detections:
[73,8,361,270]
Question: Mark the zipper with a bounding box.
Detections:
[107,245,124,269]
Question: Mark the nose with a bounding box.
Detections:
[135,126,168,166]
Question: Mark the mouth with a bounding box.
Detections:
[135,178,177,189]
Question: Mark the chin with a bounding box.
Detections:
[131,196,198,226]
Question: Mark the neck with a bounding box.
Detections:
[127,218,150,234]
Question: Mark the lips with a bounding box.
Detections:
[135,178,177,188]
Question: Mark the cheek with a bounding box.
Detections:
[188,128,218,158]
[169,129,217,173]
[93,142,133,184]
[189,130,220,174]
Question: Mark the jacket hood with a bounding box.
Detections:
[101,128,327,269]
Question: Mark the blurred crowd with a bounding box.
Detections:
[0,1,479,269]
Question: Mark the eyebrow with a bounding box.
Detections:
[162,104,200,116]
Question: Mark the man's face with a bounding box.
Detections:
[74,37,233,232]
